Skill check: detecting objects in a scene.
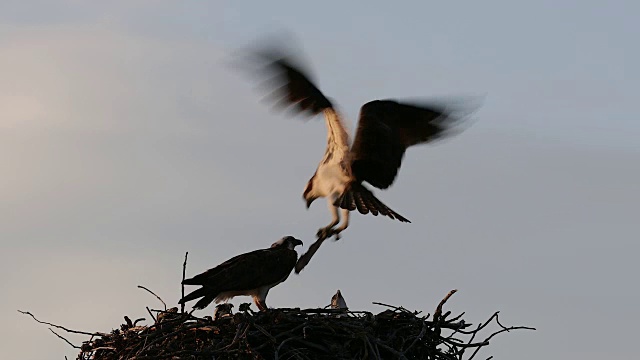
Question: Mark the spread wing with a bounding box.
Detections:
[180,248,297,302]
[252,50,333,116]
[350,100,472,189]
[246,47,351,155]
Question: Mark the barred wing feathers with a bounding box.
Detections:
[336,182,410,223]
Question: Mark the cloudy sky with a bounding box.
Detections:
[2,1,638,359]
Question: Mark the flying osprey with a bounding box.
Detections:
[178,236,303,311]
[241,43,477,272]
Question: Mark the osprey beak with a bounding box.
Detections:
[294,238,304,247]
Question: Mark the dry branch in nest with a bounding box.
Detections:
[19,289,534,360]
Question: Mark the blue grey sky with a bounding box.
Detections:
[2,1,638,359]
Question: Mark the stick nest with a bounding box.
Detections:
[59,290,533,360]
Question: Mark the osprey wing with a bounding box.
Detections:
[181,248,297,302]
[252,49,333,116]
[350,100,472,189]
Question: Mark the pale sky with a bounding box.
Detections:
[2,1,639,359]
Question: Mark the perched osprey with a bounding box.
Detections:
[241,43,477,272]
[178,236,303,311]
[330,289,348,310]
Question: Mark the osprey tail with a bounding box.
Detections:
[335,182,411,223]
[179,287,218,310]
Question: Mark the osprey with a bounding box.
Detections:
[330,289,348,310]
[179,236,303,311]
[213,303,234,320]
[242,43,477,272]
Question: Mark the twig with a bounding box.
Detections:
[220,323,250,351]
[402,321,427,356]
[145,306,157,323]
[372,302,413,314]
[275,336,300,360]
[467,321,536,360]
[375,338,409,360]
[135,322,202,356]
[363,334,380,360]
[48,328,80,349]
[137,285,167,310]
[253,323,277,343]
[442,337,490,348]
[447,312,466,323]
[435,289,458,322]
[181,251,188,314]
[17,310,99,336]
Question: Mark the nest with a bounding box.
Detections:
[19,289,534,360]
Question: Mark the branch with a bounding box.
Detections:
[48,328,80,349]
[372,302,415,315]
[435,289,457,322]
[466,313,536,360]
[17,310,101,337]
[146,306,157,323]
[402,321,427,356]
[137,285,167,310]
[181,251,188,314]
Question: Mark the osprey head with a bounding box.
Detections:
[331,289,348,309]
[303,175,318,208]
[271,236,304,250]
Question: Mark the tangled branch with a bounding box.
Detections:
[19,290,534,360]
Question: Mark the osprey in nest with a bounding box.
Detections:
[179,236,303,311]
[240,41,478,272]
[330,289,348,310]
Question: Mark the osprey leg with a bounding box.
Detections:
[253,288,270,311]
[316,199,340,240]
[331,208,350,240]
[255,300,267,311]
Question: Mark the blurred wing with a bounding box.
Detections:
[350,99,473,189]
[250,49,333,116]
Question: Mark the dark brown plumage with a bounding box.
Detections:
[350,100,465,190]
[266,58,333,114]
[179,236,303,311]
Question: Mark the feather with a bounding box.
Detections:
[350,100,473,189]
[254,55,333,116]
[336,183,410,223]
[179,237,302,310]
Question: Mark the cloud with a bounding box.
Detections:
[0,24,217,133]
[3,9,640,360]
[0,23,296,250]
